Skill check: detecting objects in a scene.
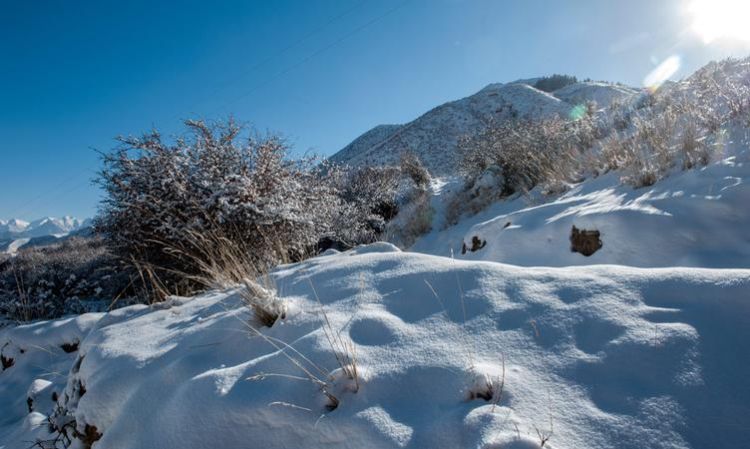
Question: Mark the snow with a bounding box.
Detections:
[411,130,750,268]
[22,217,86,239]
[3,239,31,255]
[0,219,30,237]
[2,59,750,449]
[0,216,91,254]
[329,80,629,175]
[553,82,638,109]
[1,245,749,449]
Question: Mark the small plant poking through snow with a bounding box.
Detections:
[466,358,506,411]
[309,280,360,394]
[240,279,285,328]
[242,280,361,414]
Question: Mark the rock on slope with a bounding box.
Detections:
[329,80,639,175]
[1,243,749,449]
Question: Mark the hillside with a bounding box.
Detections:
[2,245,749,449]
[2,56,750,449]
[330,79,639,175]
[412,124,750,268]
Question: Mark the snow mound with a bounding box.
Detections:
[2,251,749,449]
[347,241,402,255]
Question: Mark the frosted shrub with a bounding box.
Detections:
[96,119,340,297]
[386,189,434,248]
[459,117,591,195]
[600,101,713,187]
[399,150,431,190]
[451,116,593,221]
[327,164,401,248]
[0,237,132,321]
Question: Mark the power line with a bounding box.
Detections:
[5,1,415,220]
[5,5,373,220]
[207,0,413,116]
[2,176,83,220]
[5,174,95,220]
[187,0,369,113]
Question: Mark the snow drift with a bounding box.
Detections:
[2,244,749,449]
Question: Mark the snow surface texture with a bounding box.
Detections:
[1,244,749,449]
[329,81,638,175]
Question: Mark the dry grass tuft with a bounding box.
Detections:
[240,278,286,327]
[308,279,360,393]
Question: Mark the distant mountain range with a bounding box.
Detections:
[329,78,639,175]
[0,216,92,254]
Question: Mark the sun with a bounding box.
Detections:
[689,0,750,44]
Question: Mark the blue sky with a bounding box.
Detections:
[1,0,748,220]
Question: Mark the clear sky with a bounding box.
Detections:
[2,0,749,220]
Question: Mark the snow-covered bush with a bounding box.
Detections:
[450,115,594,222]
[399,150,431,190]
[600,109,677,187]
[599,57,750,188]
[0,237,133,321]
[385,188,434,247]
[459,117,592,195]
[96,119,340,297]
[326,164,402,248]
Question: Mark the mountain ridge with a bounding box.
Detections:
[329,78,641,174]
[0,216,92,254]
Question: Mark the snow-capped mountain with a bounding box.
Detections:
[0,218,30,236]
[0,216,88,240]
[330,79,640,175]
[22,216,86,238]
[0,216,92,254]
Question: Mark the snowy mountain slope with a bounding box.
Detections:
[405,57,750,269]
[330,124,403,169]
[1,245,749,449]
[552,81,639,108]
[23,216,85,239]
[412,127,750,268]
[330,80,639,175]
[0,219,29,238]
[3,238,31,255]
[0,216,91,254]
[417,157,750,268]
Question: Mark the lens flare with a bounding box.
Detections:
[569,104,588,121]
[689,0,750,44]
[643,55,681,91]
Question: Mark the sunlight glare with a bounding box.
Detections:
[689,0,750,44]
[643,55,681,91]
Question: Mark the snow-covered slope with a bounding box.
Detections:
[23,216,85,239]
[1,245,749,449]
[330,80,639,175]
[552,81,638,108]
[413,142,750,268]
[0,216,91,254]
[0,219,29,238]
